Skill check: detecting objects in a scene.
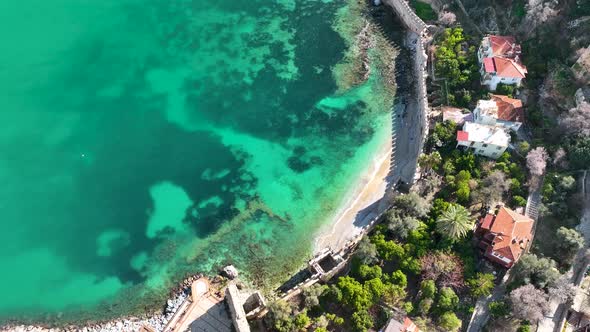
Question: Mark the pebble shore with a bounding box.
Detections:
[3,275,203,332]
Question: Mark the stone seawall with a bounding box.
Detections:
[383,0,431,183]
[382,0,428,34]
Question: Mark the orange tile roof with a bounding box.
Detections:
[493,57,527,78]
[491,94,524,122]
[488,207,534,263]
[489,35,519,57]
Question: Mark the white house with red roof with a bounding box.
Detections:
[456,121,510,159]
[473,95,524,131]
[475,206,534,268]
[478,35,528,91]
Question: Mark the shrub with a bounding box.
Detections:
[512,195,527,208]
[417,297,434,315]
[467,273,495,298]
[420,279,437,299]
[438,311,462,331]
[390,270,408,287]
[351,310,373,332]
[437,287,459,311]
[355,264,382,281]
[489,300,510,318]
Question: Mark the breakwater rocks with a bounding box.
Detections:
[4,274,203,332]
[6,293,186,332]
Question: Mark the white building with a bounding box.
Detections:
[478,35,527,91]
[473,95,524,132]
[456,122,510,159]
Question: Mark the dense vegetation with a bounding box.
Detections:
[263,1,590,331]
[433,28,481,107]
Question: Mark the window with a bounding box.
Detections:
[496,146,502,150]
[492,152,497,156]
[470,142,475,146]
[482,144,488,148]
[478,149,484,153]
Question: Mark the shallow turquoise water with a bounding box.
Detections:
[0,0,393,321]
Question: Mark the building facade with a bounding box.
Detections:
[473,95,524,132]
[478,35,527,91]
[456,122,510,159]
[475,206,534,268]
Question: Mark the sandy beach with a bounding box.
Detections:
[313,137,393,253]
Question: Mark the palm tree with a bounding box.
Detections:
[436,204,473,240]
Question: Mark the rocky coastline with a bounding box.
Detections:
[2,274,203,332]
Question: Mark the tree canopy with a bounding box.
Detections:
[436,204,474,240]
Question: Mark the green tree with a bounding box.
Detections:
[303,284,327,308]
[517,141,531,155]
[555,227,586,264]
[417,297,434,315]
[382,283,407,307]
[355,236,378,265]
[419,151,442,173]
[386,211,420,240]
[567,136,590,169]
[391,192,432,218]
[420,279,437,299]
[371,234,405,261]
[364,278,386,303]
[436,204,474,240]
[294,311,311,331]
[467,273,495,298]
[512,254,560,288]
[354,264,382,281]
[337,276,371,311]
[389,270,407,287]
[438,311,462,331]
[266,300,294,332]
[324,284,342,303]
[437,287,459,311]
[351,310,374,332]
[430,121,458,147]
[488,300,510,318]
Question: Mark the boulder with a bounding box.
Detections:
[222,265,239,279]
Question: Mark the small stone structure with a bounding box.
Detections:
[225,283,251,332]
[243,292,266,319]
[308,248,346,282]
[225,282,267,331]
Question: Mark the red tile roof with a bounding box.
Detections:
[493,57,527,78]
[457,130,469,141]
[486,207,534,267]
[489,35,520,57]
[480,214,495,230]
[491,94,524,122]
[484,58,496,73]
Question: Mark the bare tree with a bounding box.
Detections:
[559,102,590,137]
[526,147,549,177]
[472,171,511,207]
[553,147,568,168]
[439,11,457,26]
[420,252,465,290]
[548,277,577,305]
[509,284,551,323]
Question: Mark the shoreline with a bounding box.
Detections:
[313,136,392,253]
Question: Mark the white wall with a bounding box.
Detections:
[457,140,507,159]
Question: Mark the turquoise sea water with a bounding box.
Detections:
[0,0,395,322]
